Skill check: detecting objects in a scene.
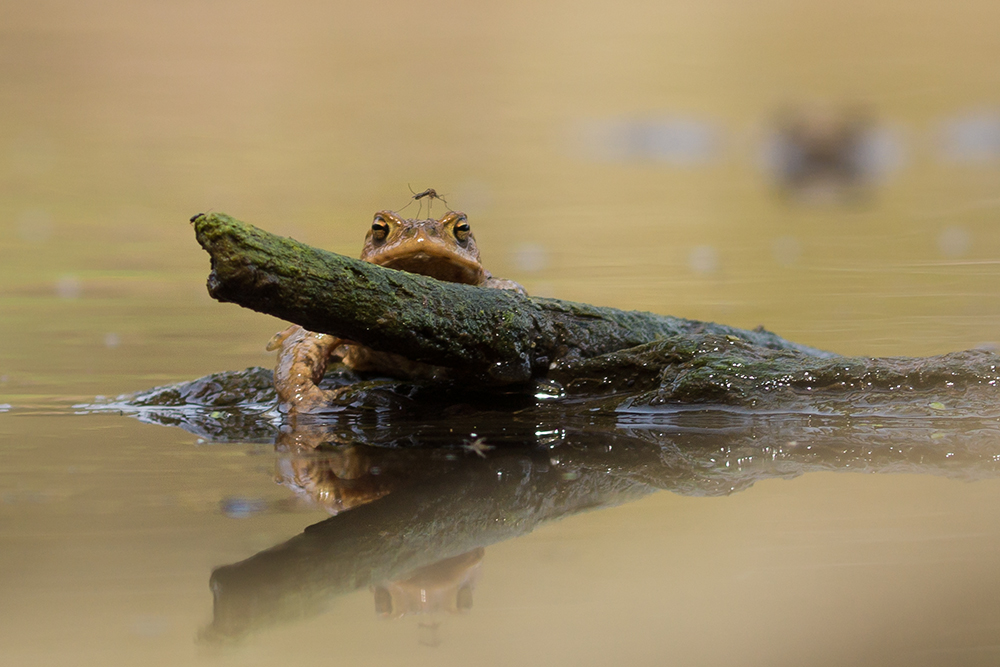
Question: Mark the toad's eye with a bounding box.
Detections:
[371,218,390,241]
[453,218,471,242]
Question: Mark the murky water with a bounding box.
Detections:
[4,1,1000,665]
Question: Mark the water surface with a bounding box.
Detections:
[3,1,1000,665]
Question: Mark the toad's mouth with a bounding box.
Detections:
[375,250,484,285]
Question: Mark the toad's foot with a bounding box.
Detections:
[270,325,346,413]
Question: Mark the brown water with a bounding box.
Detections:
[3,1,1000,664]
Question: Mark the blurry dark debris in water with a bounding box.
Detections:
[762,106,902,203]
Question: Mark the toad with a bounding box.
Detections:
[267,209,526,412]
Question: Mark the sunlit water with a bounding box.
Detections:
[3,1,1000,665]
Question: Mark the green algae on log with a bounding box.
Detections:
[193,212,831,385]
[551,332,1000,415]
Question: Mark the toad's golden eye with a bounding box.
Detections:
[453,217,471,242]
[371,217,390,241]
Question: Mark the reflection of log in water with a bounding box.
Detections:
[204,413,1000,640]
[205,444,656,640]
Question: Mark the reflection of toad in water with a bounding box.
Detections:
[372,547,484,620]
[274,423,486,621]
[276,442,397,515]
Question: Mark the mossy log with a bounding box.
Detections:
[193,213,831,386]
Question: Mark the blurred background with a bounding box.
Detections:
[3,0,1000,399]
[4,3,1000,665]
